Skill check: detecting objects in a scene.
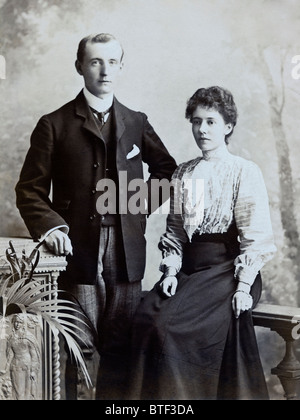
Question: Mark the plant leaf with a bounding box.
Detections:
[0,273,13,297]
[1,241,93,388]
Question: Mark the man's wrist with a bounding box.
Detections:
[40,225,69,242]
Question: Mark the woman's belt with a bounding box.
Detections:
[191,232,233,243]
[190,224,240,258]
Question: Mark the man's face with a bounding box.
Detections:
[76,40,123,98]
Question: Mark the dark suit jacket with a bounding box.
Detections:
[15,90,177,285]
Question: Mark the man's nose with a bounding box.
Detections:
[100,62,108,75]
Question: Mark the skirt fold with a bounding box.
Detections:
[127,241,269,400]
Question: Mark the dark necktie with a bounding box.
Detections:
[90,107,110,127]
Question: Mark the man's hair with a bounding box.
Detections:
[77,33,124,63]
[185,86,238,143]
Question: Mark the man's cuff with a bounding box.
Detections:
[39,225,69,242]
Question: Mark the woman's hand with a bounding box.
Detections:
[160,276,178,298]
[232,290,253,318]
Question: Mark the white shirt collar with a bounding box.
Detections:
[83,87,113,112]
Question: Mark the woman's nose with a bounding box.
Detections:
[199,121,207,133]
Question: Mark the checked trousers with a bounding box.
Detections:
[64,223,142,400]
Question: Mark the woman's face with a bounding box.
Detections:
[191,106,233,152]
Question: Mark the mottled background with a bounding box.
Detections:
[1,0,300,399]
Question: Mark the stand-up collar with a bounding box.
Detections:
[75,90,125,142]
[83,87,113,112]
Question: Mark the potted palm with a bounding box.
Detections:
[0,240,91,399]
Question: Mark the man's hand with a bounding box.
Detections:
[160,276,178,298]
[44,230,73,256]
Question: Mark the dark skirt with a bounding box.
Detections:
[126,236,269,400]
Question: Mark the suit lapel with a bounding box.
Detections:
[112,98,126,142]
[75,91,127,142]
[75,90,103,139]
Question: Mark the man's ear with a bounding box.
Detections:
[75,60,83,76]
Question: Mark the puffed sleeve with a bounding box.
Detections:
[158,164,189,274]
[234,161,277,286]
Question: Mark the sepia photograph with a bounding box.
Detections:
[0,0,300,403]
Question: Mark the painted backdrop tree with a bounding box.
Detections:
[259,46,300,305]
[223,0,300,306]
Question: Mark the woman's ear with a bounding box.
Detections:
[225,123,233,136]
[75,60,83,76]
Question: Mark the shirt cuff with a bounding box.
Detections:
[39,225,69,242]
[159,254,182,274]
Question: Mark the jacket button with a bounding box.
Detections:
[93,162,100,168]
[91,189,96,194]
[89,214,96,220]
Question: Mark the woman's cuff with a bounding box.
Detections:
[234,264,258,287]
[164,267,177,277]
[159,254,182,274]
[236,280,251,294]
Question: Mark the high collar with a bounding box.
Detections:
[75,90,125,142]
[83,87,114,112]
[201,144,230,161]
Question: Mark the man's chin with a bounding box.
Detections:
[90,89,112,97]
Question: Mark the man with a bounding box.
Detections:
[15,33,177,400]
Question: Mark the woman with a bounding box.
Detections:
[127,86,276,400]
[1,314,41,400]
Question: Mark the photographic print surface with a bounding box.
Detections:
[0,0,300,400]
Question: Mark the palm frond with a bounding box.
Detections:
[0,273,13,297]
[0,241,93,388]
[5,277,27,301]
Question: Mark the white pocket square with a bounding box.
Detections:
[126,144,140,159]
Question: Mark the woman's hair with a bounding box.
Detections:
[185,86,238,143]
[77,33,124,64]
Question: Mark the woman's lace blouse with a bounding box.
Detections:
[159,148,277,286]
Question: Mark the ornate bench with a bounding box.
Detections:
[0,237,67,400]
[253,303,300,400]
